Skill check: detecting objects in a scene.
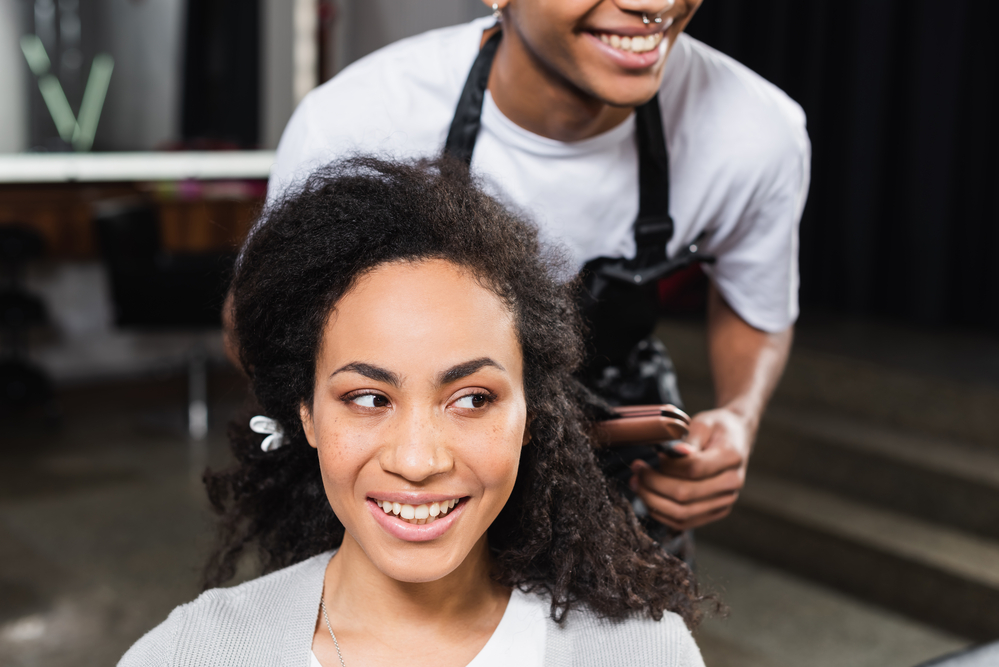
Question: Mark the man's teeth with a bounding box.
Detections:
[375,498,460,525]
[598,31,664,54]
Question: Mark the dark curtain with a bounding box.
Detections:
[685,1,999,331]
[181,0,260,148]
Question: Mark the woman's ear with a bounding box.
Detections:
[522,413,533,447]
[300,403,318,449]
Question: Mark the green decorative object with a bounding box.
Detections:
[20,34,113,152]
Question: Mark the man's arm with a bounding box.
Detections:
[629,284,793,531]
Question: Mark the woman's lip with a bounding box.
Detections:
[368,498,466,542]
[584,31,667,70]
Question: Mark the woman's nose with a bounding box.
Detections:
[378,408,453,482]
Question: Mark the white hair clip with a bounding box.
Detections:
[249,415,285,452]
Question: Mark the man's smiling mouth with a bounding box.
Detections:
[374,498,462,525]
[591,20,673,55]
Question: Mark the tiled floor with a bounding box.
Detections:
[0,378,972,667]
[1,383,238,667]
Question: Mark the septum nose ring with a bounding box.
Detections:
[642,0,676,24]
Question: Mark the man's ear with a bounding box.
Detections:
[300,403,318,449]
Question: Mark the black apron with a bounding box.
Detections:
[443,31,711,558]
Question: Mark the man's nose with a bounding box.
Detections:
[378,407,453,482]
[615,0,677,18]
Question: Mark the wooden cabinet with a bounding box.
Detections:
[0,181,264,259]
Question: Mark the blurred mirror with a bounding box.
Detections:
[0,0,488,154]
[1,0,185,153]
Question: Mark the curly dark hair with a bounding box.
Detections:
[206,155,701,627]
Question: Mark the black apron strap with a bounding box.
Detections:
[633,98,673,267]
[444,30,502,164]
[591,99,715,288]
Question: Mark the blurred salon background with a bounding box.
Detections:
[0,1,996,666]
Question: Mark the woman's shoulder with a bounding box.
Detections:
[117,552,332,667]
[542,597,705,667]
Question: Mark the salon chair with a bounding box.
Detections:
[93,201,235,438]
[93,201,234,328]
[0,225,54,415]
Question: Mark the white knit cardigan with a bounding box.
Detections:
[117,552,705,667]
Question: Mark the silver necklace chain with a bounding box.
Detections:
[320,598,347,667]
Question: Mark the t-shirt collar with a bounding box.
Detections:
[481,90,636,158]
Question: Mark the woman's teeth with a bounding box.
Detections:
[597,31,665,54]
[375,498,460,525]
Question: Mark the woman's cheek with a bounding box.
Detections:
[316,428,366,494]
[477,425,524,491]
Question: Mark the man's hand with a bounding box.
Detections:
[629,407,752,531]
[629,284,793,532]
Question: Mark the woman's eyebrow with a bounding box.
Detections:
[331,362,401,387]
[437,358,504,387]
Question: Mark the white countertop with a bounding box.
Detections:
[0,151,275,183]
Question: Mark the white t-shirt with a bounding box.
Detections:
[269,18,811,332]
[308,588,547,667]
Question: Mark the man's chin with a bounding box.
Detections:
[581,68,667,109]
[596,85,664,110]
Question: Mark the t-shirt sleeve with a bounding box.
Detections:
[116,606,185,667]
[265,71,397,205]
[701,102,811,333]
[264,21,477,207]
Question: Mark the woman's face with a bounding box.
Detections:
[301,259,529,583]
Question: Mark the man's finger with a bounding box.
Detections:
[648,505,734,532]
[684,418,714,450]
[653,445,744,480]
[638,490,737,531]
[635,464,744,503]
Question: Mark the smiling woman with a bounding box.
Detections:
[117,156,706,667]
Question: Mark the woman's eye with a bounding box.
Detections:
[454,394,490,409]
[351,394,388,408]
